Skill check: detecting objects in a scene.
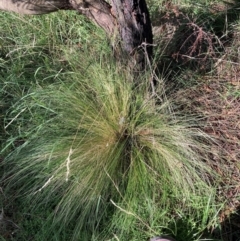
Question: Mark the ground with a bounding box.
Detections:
[0,0,240,240]
[153,1,240,240]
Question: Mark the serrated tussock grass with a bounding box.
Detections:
[1,59,219,240]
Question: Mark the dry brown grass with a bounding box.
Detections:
[174,58,240,241]
[152,1,240,240]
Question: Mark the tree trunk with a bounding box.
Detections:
[69,0,116,35]
[0,0,153,71]
[0,0,73,14]
[70,0,153,71]
[111,0,153,70]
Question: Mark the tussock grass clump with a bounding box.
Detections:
[1,59,218,240]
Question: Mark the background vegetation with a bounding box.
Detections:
[0,0,239,241]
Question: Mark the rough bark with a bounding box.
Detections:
[66,0,154,70]
[69,0,116,36]
[0,0,73,14]
[111,0,153,69]
[0,0,153,70]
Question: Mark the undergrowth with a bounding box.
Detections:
[1,48,221,241]
[1,1,239,240]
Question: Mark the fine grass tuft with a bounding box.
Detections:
[1,54,219,240]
